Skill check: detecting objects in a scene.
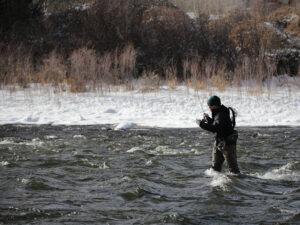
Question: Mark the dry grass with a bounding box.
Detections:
[0,44,137,93]
[165,66,178,90]
[182,57,233,92]
[183,57,207,91]
[211,75,230,92]
[0,45,34,88]
[65,44,137,92]
[0,44,292,97]
[37,51,67,86]
[139,71,162,93]
[232,56,278,96]
[185,80,206,91]
[69,48,95,92]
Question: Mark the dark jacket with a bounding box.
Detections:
[200,105,235,140]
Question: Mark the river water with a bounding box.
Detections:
[0,125,299,224]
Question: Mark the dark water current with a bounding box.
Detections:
[0,125,299,225]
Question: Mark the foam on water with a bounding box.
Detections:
[204,168,231,190]
[127,145,202,156]
[0,139,15,145]
[127,146,143,153]
[21,178,30,184]
[45,135,58,139]
[252,162,300,181]
[25,138,44,146]
[146,160,153,166]
[80,158,110,169]
[149,146,196,155]
[100,162,110,169]
[73,134,87,139]
[0,138,43,146]
[1,161,9,166]
[276,207,300,215]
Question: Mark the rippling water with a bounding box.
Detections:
[0,125,299,224]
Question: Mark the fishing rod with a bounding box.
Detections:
[196,90,208,122]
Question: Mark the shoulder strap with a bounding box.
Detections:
[228,107,237,129]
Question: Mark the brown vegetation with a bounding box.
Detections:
[0,0,299,93]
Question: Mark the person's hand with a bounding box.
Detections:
[203,113,209,121]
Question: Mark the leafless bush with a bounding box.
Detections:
[165,64,178,89]
[229,17,283,57]
[139,71,162,92]
[183,57,206,90]
[0,45,35,88]
[68,48,96,92]
[113,44,136,85]
[66,44,137,92]
[38,51,67,86]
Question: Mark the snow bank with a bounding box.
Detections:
[0,81,299,128]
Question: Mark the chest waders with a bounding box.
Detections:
[212,130,240,174]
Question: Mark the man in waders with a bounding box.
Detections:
[196,96,240,174]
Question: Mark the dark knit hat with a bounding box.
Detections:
[207,95,221,106]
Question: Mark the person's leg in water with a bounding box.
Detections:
[212,148,224,172]
[223,144,240,174]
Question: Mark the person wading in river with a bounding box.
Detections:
[196,96,240,174]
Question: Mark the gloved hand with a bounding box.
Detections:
[203,113,209,121]
[196,119,201,126]
[196,119,206,127]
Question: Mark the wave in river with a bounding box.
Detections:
[251,162,300,181]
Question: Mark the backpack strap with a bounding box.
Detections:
[228,107,236,129]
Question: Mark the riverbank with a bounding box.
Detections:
[1,77,299,128]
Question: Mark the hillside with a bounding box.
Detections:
[0,0,299,91]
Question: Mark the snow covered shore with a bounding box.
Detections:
[1,81,299,129]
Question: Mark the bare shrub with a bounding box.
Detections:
[38,51,67,86]
[69,48,97,92]
[139,71,162,93]
[268,6,300,27]
[233,54,279,96]
[0,45,35,88]
[230,18,283,57]
[286,19,300,38]
[183,57,207,91]
[66,44,137,92]
[112,44,136,85]
[165,64,178,89]
[211,60,231,92]
[268,6,300,38]
[207,12,242,70]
